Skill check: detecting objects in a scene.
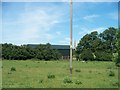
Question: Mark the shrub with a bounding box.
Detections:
[75,80,82,85]
[8,72,12,74]
[89,70,92,73]
[98,72,101,74]
[95,51,112,61]
[116,29,120,67]
[47,73,55,79]
[80,49,94,61]
[39,79,43,83]
[109,71,115,76]
[63,77,73,84]
[112,82,119,86]
[107,66,112,69]
[75,69,81,72]
[10,67,16,71]
[116,63,120,67]
[115,52,120,67]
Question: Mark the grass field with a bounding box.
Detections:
[2,60,119,88]
[0,60,2,89]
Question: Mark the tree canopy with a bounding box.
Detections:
[2,43,61,60]
[76,27,118,62]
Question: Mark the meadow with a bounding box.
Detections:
[2,60,119,88]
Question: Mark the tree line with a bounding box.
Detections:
[116,28,120,66]
[1,43,61,60]
[76,27,120,65]
[1,27,120,66]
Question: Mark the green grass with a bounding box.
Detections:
[2,60,119,88]
[0,60,2,89]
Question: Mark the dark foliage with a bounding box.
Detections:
[75,80,82,85]
[109,70,115,76]
[2,43,61,60]
[47,73,55,79]
[75,69,81,72]
[95,51,112,61]
[63,77,73,84]
[116,28,120,66]
[76,27,118,61]
[80,49,94,61]
[11,67,16,71]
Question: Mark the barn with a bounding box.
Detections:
[27,44,70,59]
[51,45,70,59]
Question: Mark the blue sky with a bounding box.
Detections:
[2,2,118,45]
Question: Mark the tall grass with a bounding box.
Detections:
[2,60,118,88]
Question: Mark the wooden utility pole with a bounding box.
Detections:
[70,0,73,78]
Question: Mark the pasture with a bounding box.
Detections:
[2,60,118,88]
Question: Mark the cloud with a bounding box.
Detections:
[83,14,99,22]
[0,4,2,43]
[56,31,61,35]
[19,10,60,43]
[108,11,118,20]
[79,27,106,37]
[59,37,70,45]
[90,27,107,33]
[3,4,64,44]
[20,28,39,41]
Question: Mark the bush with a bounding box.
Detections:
[75,80,82,85]
[47,73,55,79]
[8,72,12,74]
[95,51,112,61]
[2,43,62,60]
[89,70,92,73]
[116,29,120,67]
[112,82,119,86]
[39,79,43,83]
[75,69,81,72]
[109,71,115,76]
[63,77,73,84]
[112,53,118,62]
[116,63,120,67]
[115,52,120,67]
[80,49,94,61]
[107,66,112,69]
[10,67,16,71]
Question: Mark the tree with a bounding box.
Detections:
[2,43,62,60]
[0,44,2,59]
[76,31,100,61]
[35,43,61,60]
[95,51,112,61]
[76,27,117,61]
[116,28,120,66]
[80,49,94,61]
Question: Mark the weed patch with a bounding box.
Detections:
[75,69,81,72]
[47,73,55,79]
[39,79,43,83]
[8,72,12,74]
[112,82,118,86]
[89,70,92,73]
[63,77,73,84]
[109,70,115,77]
[75,80,82,85]
[107,66,112,69]
[10,67,16,71]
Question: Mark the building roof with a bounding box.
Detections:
[51,45,70,49]
[27,44,70,50]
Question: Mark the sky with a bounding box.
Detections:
[1,1,118,45]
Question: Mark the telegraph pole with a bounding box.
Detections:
[70,0,73,78]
